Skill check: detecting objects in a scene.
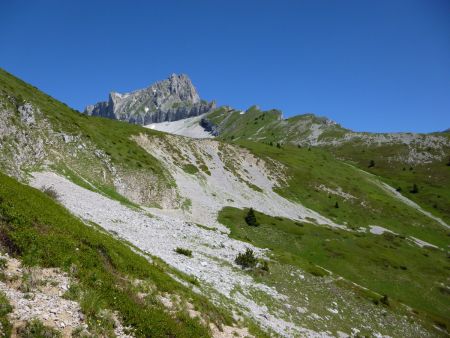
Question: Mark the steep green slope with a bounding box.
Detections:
[204,106,347,144]
[236,141,448,247]
[206,106,283,141]
[326,141,450,224]
[0,68,177,208]
[218,207,450,332]
[0,172,232,337]
[203,106,450,223]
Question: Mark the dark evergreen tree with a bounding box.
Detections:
[334,202,339,208]
[235,248,258,269]
[368,160,375,168]
[410,184,419,194]
[245,208,259,226]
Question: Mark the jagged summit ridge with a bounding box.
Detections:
[84,73,215,125]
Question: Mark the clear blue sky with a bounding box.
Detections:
[1,0,449,132]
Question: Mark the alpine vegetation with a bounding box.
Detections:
[0,67,449,338]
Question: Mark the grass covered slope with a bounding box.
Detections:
[205,106,283,141]
[0,172,232,337]
[218,207,450,333]
[237,141,448,247]
[328,141,450,225]
[204,106,450,225]
[0,68,176,207]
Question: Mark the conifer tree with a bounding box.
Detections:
[245,208,259,226]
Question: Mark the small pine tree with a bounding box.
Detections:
[410,184,419,194]
[446,157,450,166]
[235,248,258,269]
[245,208,259,226]
[269,141,273,146]
[368,160,375,168]
[276,143,281,149]
[334,202,339,208]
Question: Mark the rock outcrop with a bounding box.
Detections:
[199,117,219,136]
[84,74,215,125]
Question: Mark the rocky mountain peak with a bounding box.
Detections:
[84,74,215,125]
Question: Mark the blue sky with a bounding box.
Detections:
[1,0,449,132]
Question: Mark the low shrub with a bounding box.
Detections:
[182,164,199,175]
[235,249,257,269]
[380,294,390,306]
[0,258,7,270]
[18,319,62,338]
[410,184,419,194]
[42,186,59,200]
[259,260,270,272]
[0,291,12,336]
[175,247,192,257]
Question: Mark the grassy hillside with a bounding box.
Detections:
[204,106,450,224]
[236,141,448,247]
[0,68,176,207]
[205,106,347,144]
[0,172,232,337]
[327,141,450,224]
[218,206,450,334]
[206,106,283,141]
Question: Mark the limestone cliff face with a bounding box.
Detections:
[84,74,215,124]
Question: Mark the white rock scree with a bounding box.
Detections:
[31,171,332,337]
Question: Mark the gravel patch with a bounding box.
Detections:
[30,171,330,337]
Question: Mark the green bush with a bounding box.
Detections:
[0,291,12,336]
[235,249,257,269]
[182,164,199,175]
[244,208,259,227]
[0,258,7,270]
[410,184,419,194]
[175,247,193,257]
[42,186,59,200]
[63,283,82,301]
[380,294,390,306]
[17,319,62,338]
[259,260,270,272]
